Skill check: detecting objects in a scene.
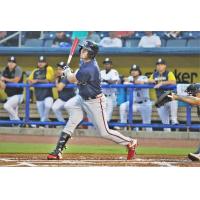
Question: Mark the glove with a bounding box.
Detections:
[155,91,173,108]
[62,65,73,78]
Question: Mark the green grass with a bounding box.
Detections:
[0,142,196,155]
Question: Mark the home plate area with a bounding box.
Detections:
[0,154,200,167]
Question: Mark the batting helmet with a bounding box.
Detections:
[130,64,142,75]
[79,40,99,59]
[57,61,66,69]
[185,83,200,96]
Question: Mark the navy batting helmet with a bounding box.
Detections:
[185,83,200,96]
[57,61,66,69]
[79,40,99,59]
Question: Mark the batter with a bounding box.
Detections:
[47,40,137,160]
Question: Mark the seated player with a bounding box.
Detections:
[1,56,24,121]
[119,65,152,131]
[28,56,54,123]
[52,61,75,123]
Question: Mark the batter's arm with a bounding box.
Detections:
[168,93,200,106]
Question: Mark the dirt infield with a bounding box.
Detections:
[0,134,200,167]
[0,154,200,167]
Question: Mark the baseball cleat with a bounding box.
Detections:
[127,139,138,160]
[47,150,62,160]
[188,153,200,162]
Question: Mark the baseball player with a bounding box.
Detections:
[1,56,24,121]
[119,65,152,131]
[28,56,54,123]
[47,40,137,160]
[100,58,120,122]
[168,83,200,161]
[52,61,76,122]
[148,58,178,132]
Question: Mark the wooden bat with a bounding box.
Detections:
[67,37,79,66]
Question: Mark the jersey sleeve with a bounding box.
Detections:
[148,74,154,80]
[76,69,91,82]
[15,67,22,78]
[168,71,176,81]
[111,70,120,81]
[28,69,36,81]
[46,66,55,82]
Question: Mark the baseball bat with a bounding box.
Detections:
[67,37,79,66]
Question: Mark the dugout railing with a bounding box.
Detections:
[0,83,199,129]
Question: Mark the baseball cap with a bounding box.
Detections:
[156,58,166,65]
[130,64,140,71]
[57,61,66,69]
[103,57,112,64]
[38,56,47,62]
[8,56,16,63]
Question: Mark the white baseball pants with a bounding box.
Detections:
[3,94,23,120]
[63,95,134,146]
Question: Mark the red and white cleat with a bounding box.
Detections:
[127,139,138,160]
[47,151,62,160]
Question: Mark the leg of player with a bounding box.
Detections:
[105,96,114,122]
[169,100,179,124]
[52,99,65,122]
[3,95,22,120]
[157,104,171,132]
[36,100,45,122]
[43,97,53,122]
[188,145,200,161]
[47,96,84,160]
[139,101,152,132]
[83,96,137,160]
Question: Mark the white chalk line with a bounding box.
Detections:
[0,157,189,167]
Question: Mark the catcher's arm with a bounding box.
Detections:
[168,93,200,106]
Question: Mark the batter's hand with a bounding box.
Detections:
[62,65,73,78]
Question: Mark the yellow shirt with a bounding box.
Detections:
[149,71,176,82]
[28,66,55,82]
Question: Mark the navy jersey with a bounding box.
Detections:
[75,59,102,99]
[58,77,75,101]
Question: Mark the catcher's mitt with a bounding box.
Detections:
[155,91,173,108]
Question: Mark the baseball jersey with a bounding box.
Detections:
[149,70,176,98]
[128,75,150,102]
[101,69,120,95]
[28,65,54,101]
[2,66,23,97]
[58,77,75,101]
[75,59,102,99]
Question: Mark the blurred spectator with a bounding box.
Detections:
[114,31,135,38]
[72,31,88,41]
[1,56,24,121]
[25,31,41,39]
[117,65,152,131]
[164,31,181,39]
[52,31,72,47]
[0,31,7,39]
[86,31,101,43]
[28,56,54,123]
[138,31,161,48]
[148,58,178,132]
[99,32,123,47]
[101,58,120,122]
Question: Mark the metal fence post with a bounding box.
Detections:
[186,104,192,132]
[25,84,30,124]
[128,86,134,126]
